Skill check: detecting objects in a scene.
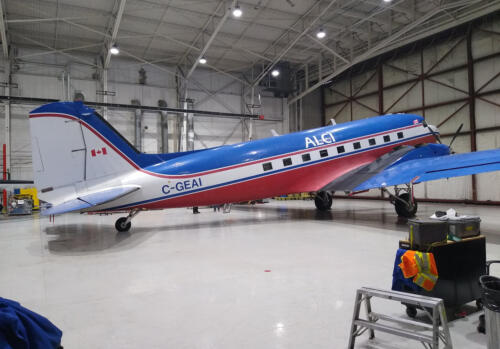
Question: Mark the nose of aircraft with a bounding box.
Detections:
[428,124,440,135]
[422,121,442,144]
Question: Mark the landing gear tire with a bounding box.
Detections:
[115,217,131,232]
[315,191,332,211]
[395,193,417,218]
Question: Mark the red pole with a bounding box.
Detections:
[2,144,6,213]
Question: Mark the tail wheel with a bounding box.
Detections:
[115,217,131,232]
[395,193,418,218]
[314,191,332,211]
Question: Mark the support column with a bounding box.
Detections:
[180,97,194,151]
[420,48,426,119]
[102,69,108,120]
[158,99,168,153]
[66,65,71,101]
[377,62,384,198]
[131,99,142,152]
[467,25,478,201]
[249,87,255,140]
[4,60,10,179]
[349,73,353,121]
[377,63,384,114]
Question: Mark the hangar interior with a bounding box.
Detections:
[2,0,500,348]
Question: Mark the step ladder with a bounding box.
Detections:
[348,287,452,349]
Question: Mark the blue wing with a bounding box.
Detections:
[42,185,140,216]
[352,148,500,192]
[321,143,500,193]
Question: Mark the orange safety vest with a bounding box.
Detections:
[399,250,438,291]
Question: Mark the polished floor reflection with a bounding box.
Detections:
[1,198,499,348]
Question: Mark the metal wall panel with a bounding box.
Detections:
[322,18,500,203]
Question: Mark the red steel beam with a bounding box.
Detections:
[324,50,500,109]
[467,24,478,201]
[436,102,469,128]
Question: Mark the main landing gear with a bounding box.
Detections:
[115,209,140,232]
[384,184,418,218]
[315,191,333,211]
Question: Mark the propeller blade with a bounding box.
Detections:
[423,120,442,144]
[449,123,464,149]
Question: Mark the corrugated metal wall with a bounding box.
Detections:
[323,18,500,202]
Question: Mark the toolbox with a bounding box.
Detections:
[407,218,448,249]
[448,217,481,239]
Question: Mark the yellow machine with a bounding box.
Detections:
[18,188,39,210]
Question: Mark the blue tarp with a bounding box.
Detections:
[392,248,420,292]
[0,297,62,349]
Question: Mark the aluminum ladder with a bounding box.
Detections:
[348,287,452,349]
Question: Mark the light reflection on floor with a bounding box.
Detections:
[0,198,497,348]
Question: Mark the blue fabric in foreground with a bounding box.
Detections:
[0,297,62,349]
[392,248,419,292]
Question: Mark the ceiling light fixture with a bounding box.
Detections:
[110,44,119,55]
[271,69,280,77]
[233,4,243,17]
[316,27,326,39]
[383,0,392,2]
[199,57,207,64]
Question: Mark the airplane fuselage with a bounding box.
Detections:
[88,114,436,212]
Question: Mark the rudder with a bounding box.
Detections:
[29,102,138,195]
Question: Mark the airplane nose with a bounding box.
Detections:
[428,124,440,135]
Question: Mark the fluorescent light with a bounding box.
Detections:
[233,4,242,17]
[383,0,392,2]
[199,57,207,64]
[110,44,119,55]
[271,69,280,77]
[316,28,326,39]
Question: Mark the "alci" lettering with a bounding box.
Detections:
[305,131,336,148]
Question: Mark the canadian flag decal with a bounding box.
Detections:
[91,147,107,157]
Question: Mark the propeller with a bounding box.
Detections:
[448,123,464,153]
[423,121,464,153]
[423,120,442,144]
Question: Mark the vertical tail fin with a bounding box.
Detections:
[29,102,140,193]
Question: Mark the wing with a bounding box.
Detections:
[353,148,500,192]
[320,143,500,192]
[42,185,140,215]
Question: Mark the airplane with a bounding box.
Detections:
[29,101,500,232]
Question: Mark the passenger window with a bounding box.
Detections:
[397,132,404,139]
[383,135,391,143]
[319,149,328,158]
[283,158,292,166]
[263,162,272,171]
[353,142,361,150]
[337,145,345,154]
[302,153,311,162]
[369,138,376,146]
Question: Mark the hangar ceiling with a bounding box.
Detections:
[3,0,500,99]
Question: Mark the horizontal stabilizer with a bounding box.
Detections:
[42,185,140,216]
[43,198,92,216]
[353,148,500,192]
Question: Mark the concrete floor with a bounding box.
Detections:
[1,198,499,348]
